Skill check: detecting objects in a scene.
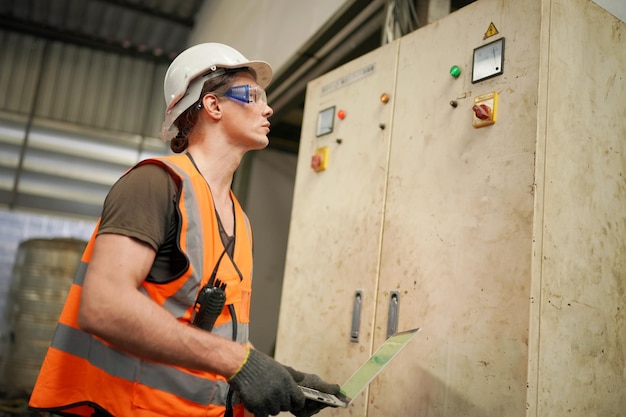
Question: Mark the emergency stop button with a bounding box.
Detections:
[311,146,329,172]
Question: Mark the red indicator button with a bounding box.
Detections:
[337,110,346,120]
[311,154,322,170]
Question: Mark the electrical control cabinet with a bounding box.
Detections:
[274,41,400,417]
[275,0,625,416]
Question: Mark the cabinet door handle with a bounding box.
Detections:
[351,290,363,343]
[387,291,400,338]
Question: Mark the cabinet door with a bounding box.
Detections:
[369,2,540,416]
[274,43,399,417]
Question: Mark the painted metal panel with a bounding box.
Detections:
[373,0,541,415]
[274,42,400,416]
[532,0,626,415]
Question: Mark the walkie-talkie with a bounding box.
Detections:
[193,238,234,331]
[192,279,227,331]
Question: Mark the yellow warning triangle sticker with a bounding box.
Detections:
[484,22,499,39]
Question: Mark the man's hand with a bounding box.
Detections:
[283,366,341,417]
[229,348,305,416]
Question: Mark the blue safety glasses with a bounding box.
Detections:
[224,84,267,105]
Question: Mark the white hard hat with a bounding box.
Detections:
[160,43,273,141]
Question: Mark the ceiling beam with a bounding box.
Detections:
[0,15,174,63]
[97,0,198,27]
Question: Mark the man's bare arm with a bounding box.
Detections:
[77,233,246,378]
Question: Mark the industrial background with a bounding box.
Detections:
[0,0,477,367]
[0,0,624,416]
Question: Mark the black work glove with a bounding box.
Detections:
[283,366,341,417]
[228,348,305,417]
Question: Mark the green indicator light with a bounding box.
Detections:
[450,65,461,78]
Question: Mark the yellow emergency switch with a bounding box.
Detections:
[472,92,498,128]
[311,146,329,172]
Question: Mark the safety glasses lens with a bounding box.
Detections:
[225,85,267,104]
[255,88,267,104]
[225,85,251,103]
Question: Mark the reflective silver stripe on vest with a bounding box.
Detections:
[158,158,205,299]
[73,261,88,286]
[211,322,249,343]
[156,158,250,345]
[51,323,239,407]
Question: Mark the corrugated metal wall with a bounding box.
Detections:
[0,30,171,217]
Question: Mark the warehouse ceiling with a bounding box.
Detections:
[0,0,389,155]
[0,0,476,154]
[0,0,475,217]
[0,0,200,63]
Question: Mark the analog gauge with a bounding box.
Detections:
[472,38,505,83]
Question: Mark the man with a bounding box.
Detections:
[29,43,339,417]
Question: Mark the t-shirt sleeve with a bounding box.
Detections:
[98,163,179,251]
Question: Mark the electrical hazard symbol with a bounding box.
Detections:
[484,22,499,39]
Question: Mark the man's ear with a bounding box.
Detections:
[201,93,222,120]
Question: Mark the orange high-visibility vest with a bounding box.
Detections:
[29,154,253,417]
